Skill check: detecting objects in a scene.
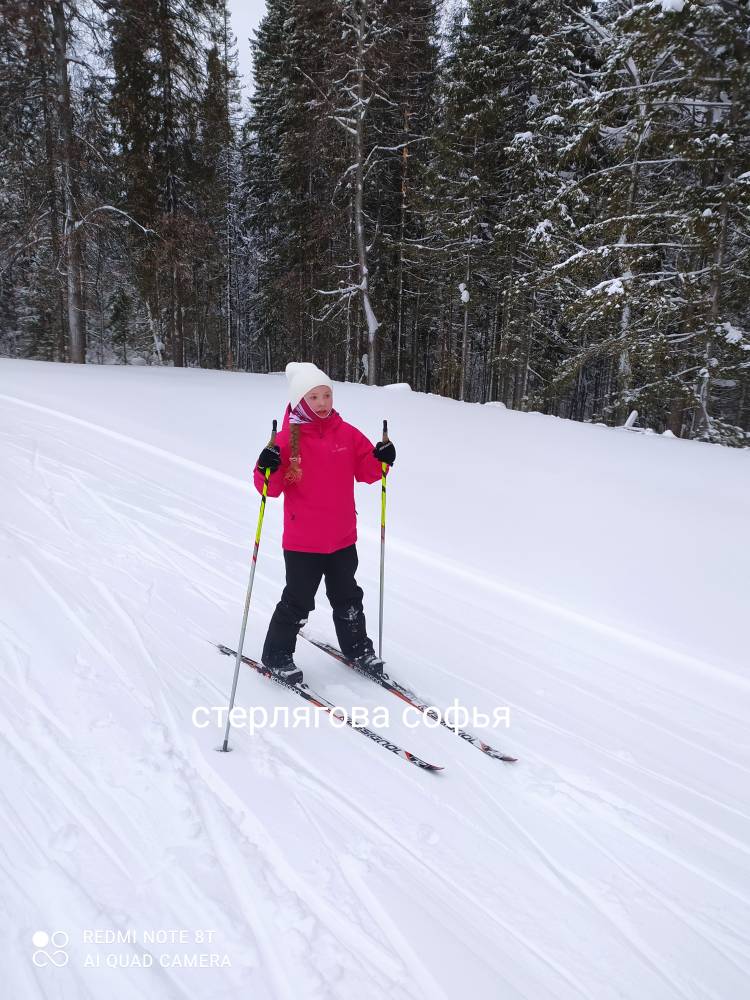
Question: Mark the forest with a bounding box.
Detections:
[1,1,748,444]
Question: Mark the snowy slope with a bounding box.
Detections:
[1,358,748,1000]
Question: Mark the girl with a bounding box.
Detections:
[254,362,396,685]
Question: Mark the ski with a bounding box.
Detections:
[215,644,444,773]
[301,634,518,764]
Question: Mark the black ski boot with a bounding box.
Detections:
[351,648,385,677]
[261,650,303,686]
[333,604,384,676]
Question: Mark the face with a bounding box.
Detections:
[303,385,333,416]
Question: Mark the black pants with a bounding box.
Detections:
[262,544,374,661]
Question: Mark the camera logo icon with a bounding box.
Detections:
[32,931,69,967]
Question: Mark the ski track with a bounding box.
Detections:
[460,756,750,990]
[434,601,749,771]
[1,390,748,999]
[166,640,686,1000]
[178,664,434,992]
[19,552,155,712]
[294,796,453,1000]
[385,534,750,696]
[0,716,136,883]
[258,716,628,1000]
[378,591,750,834]
[166,714,417,997]
[260,731,590,1000]
[152,700,309,1000]
[388,578,749,761]
[470,772,712,999]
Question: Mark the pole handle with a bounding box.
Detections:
[261,419,278,477]
[382,419,389,444]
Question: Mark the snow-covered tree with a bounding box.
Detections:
[550,0,750,441]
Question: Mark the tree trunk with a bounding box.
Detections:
[411,290,420,390]
[459,253,470,401]
[33,8,67,362]
[489,288,500,402]
[51,0,86,363]
[352,0,380,385]
[696,197,729,436]
[396,107,409,383]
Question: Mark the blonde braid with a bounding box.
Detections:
[285,423,303,483]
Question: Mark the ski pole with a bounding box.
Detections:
[218,419,277,753]
[378,419,388,658]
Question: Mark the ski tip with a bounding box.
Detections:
[479,741,518,763]
[405,751,445,772]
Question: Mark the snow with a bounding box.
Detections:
[531,219,553,244]
[361,292,380,338]
[659,0,685,12]
[719,321,746,346]
[586,277,625,297]
[2,359,749,999]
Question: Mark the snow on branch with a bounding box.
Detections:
[71,205,156,236]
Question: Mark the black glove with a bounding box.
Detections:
[257,445,281,474]
[373,440,396,466]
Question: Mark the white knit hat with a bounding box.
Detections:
[285,362,333,408]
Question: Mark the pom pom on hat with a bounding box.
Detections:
[285,362,333,408]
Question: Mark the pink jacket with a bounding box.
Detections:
[253,406,387,553]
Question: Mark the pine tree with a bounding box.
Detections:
[1,0,747,443]
[550,0,750,441]
[190,5,242,369]
[1,2,81,361]
[244,0,297,367]
[367,0,440,385]
[109,0,215,366]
